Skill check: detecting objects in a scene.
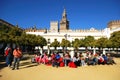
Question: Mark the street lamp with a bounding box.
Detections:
[64,34,70,52]
[64,34,67,52]
[47,39,50,54]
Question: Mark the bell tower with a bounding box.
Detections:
[60,9,69,30]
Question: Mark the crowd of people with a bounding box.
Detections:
[32,51,116,68]
[4,45,115,69]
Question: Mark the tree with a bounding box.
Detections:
[60,38,71,51]
[96,37,108,53]
[0,24,23,44]
[32,35,47,54]
[110,31,120,53]
[72,38,80,52]
[0,32,8,43]
[0,24,11,33]
[0,25,13,44]
[0,24,47,53]
[83,36,95,51]
[60,39,66,50]
[20,33,47,53]
[0,24,23,55]
[0,32,8,55]
[110,31,120,48]
[105,39,113,52]
[8,26,23,36]
[50,39,60,50]
[36,35,47,48]
[96,37,108,48]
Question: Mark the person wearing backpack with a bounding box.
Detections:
[4,46,13,67]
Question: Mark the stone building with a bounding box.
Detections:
[26,9,120,44]
[108,20,120,30]
[60,9,69,31]
[0,9,120,53]
[1,9,119,44]
[50,21,58,32]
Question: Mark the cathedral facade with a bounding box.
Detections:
[26,9,120,44]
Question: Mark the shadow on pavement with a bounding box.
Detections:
[0,62,7,70]
[0,75,2,77]
[20,64,38,69]
[0,55,7,70]
[0,54,38,70]
[20,61,38,69]
[18,55,38,69]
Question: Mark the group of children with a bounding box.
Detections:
[31,51,115,68]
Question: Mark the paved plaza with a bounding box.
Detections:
[0,55,120,80]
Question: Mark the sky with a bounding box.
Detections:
[0,0,120,30]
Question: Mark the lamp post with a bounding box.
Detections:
[64,34,70,52]
[47,39,50,54]
[64,34,67,52]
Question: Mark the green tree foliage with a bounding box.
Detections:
[0,25,23,44]
[35,35,47,48]
[8,27,23,44]
[0,24,11,33]
[106,39,113,48]
[0,24,47,50]
[65,40,71,47]
[0,32,8,43]
[0,25,12,43]
[20,33,47,47]
[60,38,71,50]
[83,36,95,48]
[50,39,60,50]
[72,38,80,50]
[110,31,120,48]
[8,27,23,36]
[96,37,108,49]
[60,39,66,48]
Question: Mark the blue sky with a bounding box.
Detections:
[0,0,120,30]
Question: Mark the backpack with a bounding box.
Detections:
[56,54,60,60]
[5,48,10,56]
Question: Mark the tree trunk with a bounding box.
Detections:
[75,48,78,53]
[85,47,88,52]
[48,45,50,54]
[103,48,106,55]
[62,47,65,54]
[40,46,43,54]
[117,47,119,54]
[93,47,96,55]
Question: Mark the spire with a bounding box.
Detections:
[62,8,67,19]
[60,8,69,30]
